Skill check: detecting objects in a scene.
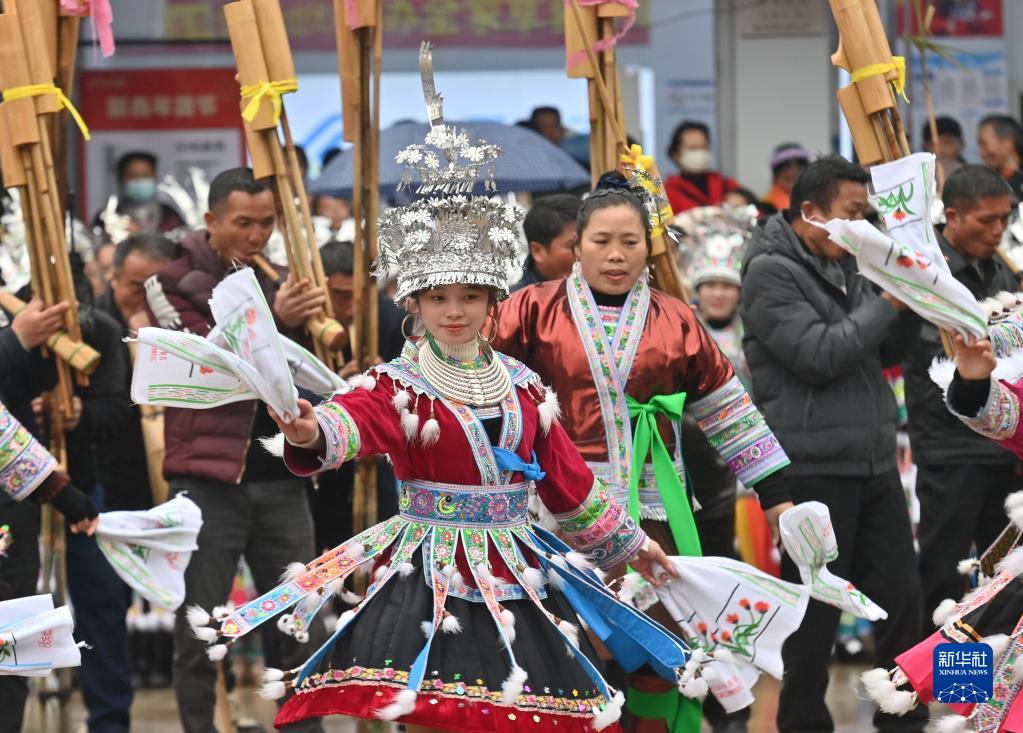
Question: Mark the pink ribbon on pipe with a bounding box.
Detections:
[564,0,639,71]
[60,0,116,59]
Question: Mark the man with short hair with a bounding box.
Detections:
[511,193,581,291]
[741,155,925,733]
[978,115,1023,201]
[923,116,966,182]
[146,167,326,733]
[904,165,1021,619]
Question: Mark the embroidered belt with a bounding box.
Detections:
[397,479,530,528]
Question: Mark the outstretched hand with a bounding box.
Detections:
[631,538,680,587]
[954,333,996,381]
[268,399,321,449]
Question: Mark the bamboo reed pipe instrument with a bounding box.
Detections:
[332,0,382,578]
[564,0,688,302]
[223,0,346,372]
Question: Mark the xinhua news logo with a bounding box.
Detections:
[933,642,994,704]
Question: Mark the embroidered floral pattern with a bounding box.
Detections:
[553,480,644,569]
[688,376,790,486]
[315,401,361,471]
[566,270,650,495]
[297,665,609,715]
[953,379,1020,442]
[398,480,530,527]
[0,403,55,502]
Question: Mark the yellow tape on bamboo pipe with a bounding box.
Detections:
[850,56,909,103]
[240,78,298,125]
[1,82,91,140]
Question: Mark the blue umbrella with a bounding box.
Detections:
[310,120,590,199]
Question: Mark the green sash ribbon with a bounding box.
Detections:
[626,392,702,557]
[625,687,703,733]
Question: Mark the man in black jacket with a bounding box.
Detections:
[741,156,925,733]
[904,165,1019,619]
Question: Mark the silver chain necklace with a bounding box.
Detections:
[417,336,512,407]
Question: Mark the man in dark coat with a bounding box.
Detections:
[741,155,925,733]
[145,168,326,733]
[904,165,1021,619]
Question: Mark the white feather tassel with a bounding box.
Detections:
[397,562,415,579]
[345,543,367,562]
[259,433,285,457]
[566,551,593,571]
[295,631,309,644]
[192,626,218,644]
[262,668,285,682]
[421,620,434,639]
[521,566,545,590]
[998,547,1023,578]
[537,388,561,434]
[400,409,420,441]
[933,714,972,733]
[592,691,625,731]
[957,559,980,576]
[279,562,307,583]
[335,610,356,631]
[1010,506,1023,532]
[276,614,295,634]
[680,677,709,700]
[932,598,959,627]
[186,605,212,631]
[212,606,231,621]
[259,680,287,700]
[502,665,528,704]
[1006,491,1023,514]
[206,644,228,662]
[339,589,363,606]
[373,564,390,582]
[348,374,377,391]
[548,569,566,591]
[420,418,440,446]
[375,689,418,721]
[558,619,579,649]
[860,668,917,715]
[442,614,462,634]
[392,390,411,412]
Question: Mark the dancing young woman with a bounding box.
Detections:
[187,61,693,733]
[494,175,791,733]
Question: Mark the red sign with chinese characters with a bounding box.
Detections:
[78,68,243,130]
[78,68,246,220]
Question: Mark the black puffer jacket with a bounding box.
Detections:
[904,233,1020,466]
[740,213,921,477]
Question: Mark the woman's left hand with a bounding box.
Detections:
[631,538,679,587]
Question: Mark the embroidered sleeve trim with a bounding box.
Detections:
[315,402,361,471]
[689,375,790,486]
[952,379,1020,442]
[0,406,56,502]
[554,479,645,569]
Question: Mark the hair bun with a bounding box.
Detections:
[594,171,632,192]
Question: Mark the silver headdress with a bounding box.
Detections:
[375,42,523,304]
[675,205,758,288]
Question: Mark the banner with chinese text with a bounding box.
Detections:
[78,68,246,221]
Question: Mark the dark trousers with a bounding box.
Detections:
[171,476,326,733]
[0,501,40,733]
[66,484,133,733]
[917,463,1021,620]
[778,470,926,733]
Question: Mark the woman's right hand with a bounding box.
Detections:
[268,399,321,448]
[954,333,996,381]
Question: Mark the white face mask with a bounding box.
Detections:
[801,211,830,230]
[679,148,713,173]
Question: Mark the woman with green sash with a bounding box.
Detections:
[495,174,792,733]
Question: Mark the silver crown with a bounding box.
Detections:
[375,43,523,303]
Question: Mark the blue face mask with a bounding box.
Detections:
[122,178,157,203]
